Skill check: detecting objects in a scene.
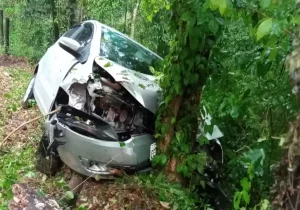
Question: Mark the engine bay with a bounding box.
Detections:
[65,62,155,140]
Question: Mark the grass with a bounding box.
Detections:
[0,66,70,209]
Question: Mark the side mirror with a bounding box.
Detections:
[58,37,81,58]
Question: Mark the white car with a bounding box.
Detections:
[23,20,223,178]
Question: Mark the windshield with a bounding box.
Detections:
[100,27,161,75]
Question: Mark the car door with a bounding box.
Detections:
[33,23,94,115]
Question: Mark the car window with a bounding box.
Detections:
[63,25,81,38]
[63,23,93,51]
[73,24,93,47]
[100,27,161,75]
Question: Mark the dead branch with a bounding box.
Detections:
[1,107,61,147]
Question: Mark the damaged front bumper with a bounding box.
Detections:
[45,106,155,178]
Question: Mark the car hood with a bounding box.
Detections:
[94,56,160,114]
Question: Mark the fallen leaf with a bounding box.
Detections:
[138,84,146,89]
[160,201,170,209]
[95,174,101,181]
[42,175,47,182]
[104,62,112,67]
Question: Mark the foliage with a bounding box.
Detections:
[0,0,299,209]
[0,145,36,209]
[120,173,214,210]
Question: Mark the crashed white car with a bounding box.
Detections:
[22,20,223,178]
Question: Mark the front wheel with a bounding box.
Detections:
[22,77,35,108]
[35,133,62,176]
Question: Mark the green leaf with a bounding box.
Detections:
[240,178,251,191]
[138,83,146,89]
[65,191,74,200]
[261,199,270,210]
[204,124,214,135]
[161,154,167,165]
[104,62,112,67]
[242,191,250,204]
[147,15,153,22]
[149,66,155,74]
[200,180,206,189]
[219,0,227,15]
[165,4,171,10]
[269,48,277,61]
[77,203,88,210]
[161,124,167,134]
[198,135,208,146]
[233,192,242,209]
[197,165,204,173]
[209,0,219,11]
[245,148,265,166]
[180,11,194,21]
[257,18,273,41]
[175,83,180,93]
[208,19,219,35]
[176,131,182,142]
[247,164,255,180]
[171,117,176,124]
[260,0,271,9]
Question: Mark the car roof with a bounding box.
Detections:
[84,20,163,60]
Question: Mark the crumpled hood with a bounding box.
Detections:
[94,56,160,114]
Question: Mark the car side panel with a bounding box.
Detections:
[33,43,78,115]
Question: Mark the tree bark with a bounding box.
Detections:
[0,10,3,46]
[158,95,182,182]
[130,0,141,39]
[5,18,9,55]
[160,87,202,181]
[9,184,61,210]
[124,1,128,34]
[79,0,85,22]
[68,0,77,27]
[159,95,183,154]
[50,0,59,42]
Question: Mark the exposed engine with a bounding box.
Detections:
[67,63,154,138]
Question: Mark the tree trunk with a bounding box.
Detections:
[124,1,128,34]
[161,88,202,181]
[9,184,61,210]
[130,0,141,39]
[159,96,182,153]
[51,0,59,42]
[79,0,84,22]
[0,10,3,46]
[68,0,77,27]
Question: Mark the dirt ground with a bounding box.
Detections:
[0,55,165,210]
[0,55,40,147]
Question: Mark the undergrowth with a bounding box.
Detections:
[0,67,70,209]
[119,173,211,210]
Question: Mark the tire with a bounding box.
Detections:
[22,77,35,109]
[35,133,62,176]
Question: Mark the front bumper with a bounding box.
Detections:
[44,107,155,178]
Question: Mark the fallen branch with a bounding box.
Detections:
[9,183,61,210]
[1,107,61,147]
